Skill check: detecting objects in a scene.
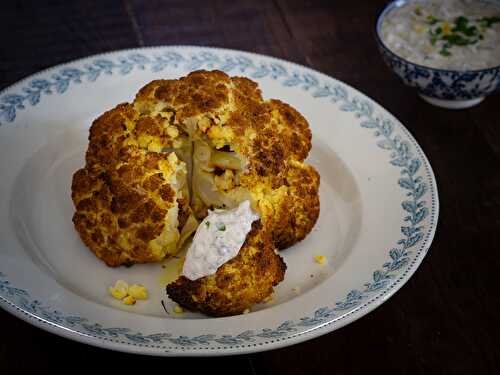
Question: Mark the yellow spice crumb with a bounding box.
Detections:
[128,284,148,300]
[263,294,274,303]
[442,22,451,36]
[314,255,327,265]
[174,305,184,314]
[292,287,301,293]
[122,295,136,305]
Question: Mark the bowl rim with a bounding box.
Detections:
[374,0,500,74]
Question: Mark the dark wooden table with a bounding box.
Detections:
[1,1,499,373]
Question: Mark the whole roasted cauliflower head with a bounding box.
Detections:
[134,70,320,249]
[72,70,319,268]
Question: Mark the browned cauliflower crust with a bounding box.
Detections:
[166,223,286,316]
[72,104,192,267]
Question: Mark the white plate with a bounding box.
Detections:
[0,46,438,356]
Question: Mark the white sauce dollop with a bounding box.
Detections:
[182,200,259,281]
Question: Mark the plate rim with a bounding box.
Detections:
[0,45,439,356]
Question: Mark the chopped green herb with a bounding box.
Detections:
[439,46,451,56]
[205,221,210,228]
[216,223,226,231]
[479,16,500,28]
[427,15,440,25]
[425,14,495,58]
[414,6,422,16]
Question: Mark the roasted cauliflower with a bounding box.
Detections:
[72,70,319,316]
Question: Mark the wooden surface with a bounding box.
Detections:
[1,0,499,373]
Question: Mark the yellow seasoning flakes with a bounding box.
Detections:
[314,255,327,265]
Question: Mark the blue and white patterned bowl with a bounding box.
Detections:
[375,0,500,109]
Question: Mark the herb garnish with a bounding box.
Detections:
[216,223,226,231]
[423,15,498,57]
[479,16,500,28]
[205,221,210,228]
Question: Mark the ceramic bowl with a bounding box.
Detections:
[375,0,500,109]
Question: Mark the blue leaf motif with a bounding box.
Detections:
[119,63,133,75]
[128,53,150,64]
[407,158,421,176]
[389,248,402,260]
[169,336,197,346]
[192,334,216,344]
[377,139,394,150]
[124,333,150,343]
[55,79,69,94]
[414,183,427,200]
[164,51,184,63]
[270,63,287,78]
[405,232,423,248]
[64,316,87,325]
[251,66,269,79]
[340,102,356,112]
[214,336,242,345]
[219,59,236,73]
[360,120,378,128]
[145,333,171,342]
[93,59,114,72]
[332,85,348,100]
[28,92,40,106]
[2,94,24,105]
[413,207,428,224]
[104,327,130,337]
[236,330,256,341]
[303,73,319,87]
[380,120,394,136]
[312,87,331,97]
[402,200,416,213]
[398,177,414,190]
[283,78,301,86]
[152,61,167,72]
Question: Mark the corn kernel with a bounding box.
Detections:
[122,295,136,305]
[166,126,179,138]
[108,280,129,300]
[174,304,184,314]
[128,284,148,300]
[314,255,327,265]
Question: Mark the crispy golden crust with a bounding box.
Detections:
[73,98,191,266]
[166,223,286,316]
[72,145,183,267]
